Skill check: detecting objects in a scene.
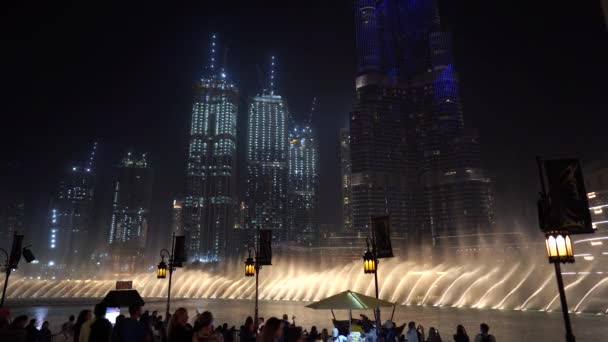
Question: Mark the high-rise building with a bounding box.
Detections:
[246,56,289,241]
[235,201,247,229]
[566,162,608,273]
[48,142,98,273]
[171,199,183,236]
[340,128,353,232]
[350,77,411,236]
[351,0,411,234]
[287,124,319,245]
[182,34,239,262]
[0,162,25,250]
[400,1,493,252]
[108,152,153,272]
[351,0,493,257]
[228,201,252,256]
[585,161,608,234]
[0,202,24,248]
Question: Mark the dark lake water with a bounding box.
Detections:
[8,298,608,341]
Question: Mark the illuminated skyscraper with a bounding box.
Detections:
[354,0,383,75]
[0,162,24,250]
[47,142,98,273]
[171,199,183,236]
[246,56,289,240]
[399,0,494,252]
[182,34,239,262]
[584,162,608,234]
[108,152,153,272]
[350,77,411,236]
[351,0,493,256]
[287,124,319,244]
[0,201,24,245]
[340,128,353,232]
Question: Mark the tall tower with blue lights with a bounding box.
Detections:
[108,152,153,272]
[287,123,319,245]
[350,0,412,240]
[399,0,494,253]
[351,0,494,257]
[47,142,98,274]
[182,34,239,262]
[246,56,289,240]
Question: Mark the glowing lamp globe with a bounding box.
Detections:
[245,257,255,277]
[157,261,168,279]
[363,249,376,274]
[545,232,574,264]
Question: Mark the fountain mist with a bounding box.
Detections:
[5,256,608,314]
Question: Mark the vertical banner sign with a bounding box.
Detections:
[372,216,393,258]
[258,229,272,265]
[173,236,186,267]
[9,234,24,269]
[544,159,593,234]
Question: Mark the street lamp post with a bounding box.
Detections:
[363,235,381,339]
[1,232,36,307]
[245,247,261,333]
[244,226,272,335]
[157,233,177,318]
[545,231,576,342]
[537,157,577,342]
[0,248,11,307]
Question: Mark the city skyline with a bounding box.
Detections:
[1,1,607,260]
[1,3,608,340]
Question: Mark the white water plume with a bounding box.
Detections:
[5,256,608,314]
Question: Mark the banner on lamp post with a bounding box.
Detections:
[9,234,24,269]
[544,159,593,235]
[257,229,272,265]
[172,236,186,267]
[372,216,393,258]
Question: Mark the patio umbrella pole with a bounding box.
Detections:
[331,309,336,320]
[374,260,381,339]
[349,308,352,335]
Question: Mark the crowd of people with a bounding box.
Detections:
[0,305,496,342]
[398,321,496,342]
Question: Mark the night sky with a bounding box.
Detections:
[2,1,607,251]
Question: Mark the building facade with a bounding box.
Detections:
[0,201,24,250]
[47,142,98,274]
[182,35,239,262]
[171,199,183,236]
[246,58,289,240]
[400,1,494,253]
[350,0,494,257]
[585,162,608,234]
[0,162,25,249]
[562,161,608,275]
[350,77,412,236]
[287,124,319,245]
[340,128,353,232]
[108,152,153,272]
